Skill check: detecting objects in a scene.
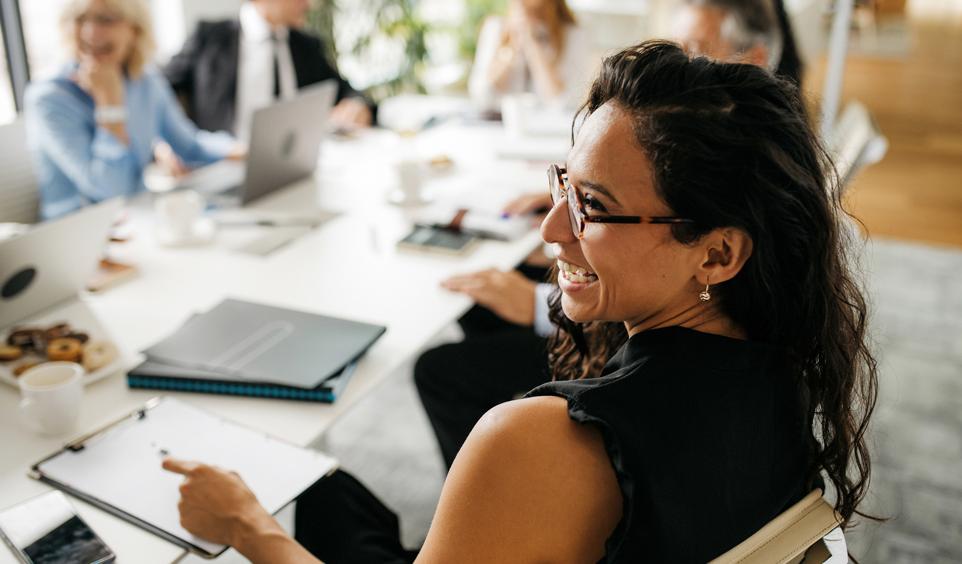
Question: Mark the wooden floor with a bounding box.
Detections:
[805,1,962,248]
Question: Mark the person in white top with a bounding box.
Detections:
[468,0,591,112]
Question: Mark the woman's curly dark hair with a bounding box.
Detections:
[546,41,879,528]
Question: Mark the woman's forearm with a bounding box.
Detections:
[235,528,323,564]
[487,45,519,92]
[522,38,564,98]
[232,516,323,564]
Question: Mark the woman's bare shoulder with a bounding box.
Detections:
[417,396,622,563]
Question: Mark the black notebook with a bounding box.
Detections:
[127,359,356,402]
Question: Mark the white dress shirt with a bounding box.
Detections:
[468,17,592,112]
[234,2,298,142]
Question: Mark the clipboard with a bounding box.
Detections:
[28,397,338,558]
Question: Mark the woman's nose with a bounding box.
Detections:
[540,196,576,246]
[79,21,101,43]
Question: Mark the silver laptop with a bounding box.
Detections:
[0,198,122,328]
[181,81,338,206]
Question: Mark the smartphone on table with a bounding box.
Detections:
[397,225,478,255]
[0,491,114,564]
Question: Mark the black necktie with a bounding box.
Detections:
[272,34,281,99]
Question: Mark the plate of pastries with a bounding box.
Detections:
[0,320,122,387]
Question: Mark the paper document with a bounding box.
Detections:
[34,398,336,556]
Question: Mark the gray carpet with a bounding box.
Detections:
[316,236,962,561]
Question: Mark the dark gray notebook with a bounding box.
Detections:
[143,299,385,389]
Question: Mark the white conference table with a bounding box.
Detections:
[0,120,558,563]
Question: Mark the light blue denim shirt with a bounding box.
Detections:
[25,64,234,220]
[534,282,556,338]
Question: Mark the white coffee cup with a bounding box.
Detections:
[395,160,424,202]
[155,190,204,241]
[500,93,537,138]
[388,159,431,206]
[19,362,84,436]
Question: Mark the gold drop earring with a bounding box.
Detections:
[699,276,711,302]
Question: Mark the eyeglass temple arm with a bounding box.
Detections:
[586,216,695,225]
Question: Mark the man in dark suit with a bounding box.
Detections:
[164,0,373,140]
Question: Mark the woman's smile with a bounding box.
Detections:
[557,258,598,292]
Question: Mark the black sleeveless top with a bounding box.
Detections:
[526,327,811,563]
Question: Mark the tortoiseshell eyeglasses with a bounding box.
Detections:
[548,164,695,239]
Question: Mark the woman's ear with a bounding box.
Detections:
[695,227,753,286]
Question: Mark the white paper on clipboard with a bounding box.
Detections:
[31,397,337,556]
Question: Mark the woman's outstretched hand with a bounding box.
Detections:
[162,457,281,547]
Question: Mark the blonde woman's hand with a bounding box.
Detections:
[73,57,124,107]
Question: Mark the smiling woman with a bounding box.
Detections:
[162,41,877,564]
[538,40,879,559]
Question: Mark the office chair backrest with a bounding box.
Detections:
[710,489,843,563]
[0,117,40,224]
[829,101,888,194]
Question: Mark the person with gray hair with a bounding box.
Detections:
[673,0,803,84]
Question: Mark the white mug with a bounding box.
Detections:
[19,362,84,435]
[155,190,203,240]
[392,160,424,204]
[500,93,537,138]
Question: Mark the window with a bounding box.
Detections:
[19,0,71,80]
[0,26,15,125]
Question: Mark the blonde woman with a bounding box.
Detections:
[468,0,592,111]
[25,0,237,220]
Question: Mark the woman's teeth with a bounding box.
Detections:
[558,260,598,283]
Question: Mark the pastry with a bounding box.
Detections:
[82,340,118,372]
[13,361,39,377]
[29,330,48,352]
[47,338,84,362]
[0,345,23,362]
[44,323,72,340]
[7,328,40,348]
[429,154,454,171]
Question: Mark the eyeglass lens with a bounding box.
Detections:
[548,166,583,238]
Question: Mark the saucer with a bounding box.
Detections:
[387,188,433,207]
[156,217,216,247]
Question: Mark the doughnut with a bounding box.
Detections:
[0,345,23,362]
[47,338,84,362]
[82,340,118,372]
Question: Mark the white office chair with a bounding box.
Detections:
[711,489,846,563]
[0,118,40,224]
[828,101,889,194]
